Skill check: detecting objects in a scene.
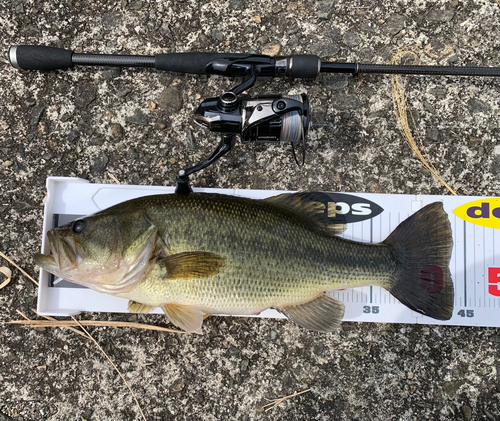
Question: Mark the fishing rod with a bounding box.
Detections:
[8,45,500,193]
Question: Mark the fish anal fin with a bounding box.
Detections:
[278,293,345,332]
[160,252,224,279]
[264,192,346,235]
[128,300,157,314]
[161,303,205,333]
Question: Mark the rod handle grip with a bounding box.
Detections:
[9,45,73,70]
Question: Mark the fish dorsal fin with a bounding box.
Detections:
[161,303,205,333]
[128,300,156,314]
[263,192,347,235]
[160,252,224,279]
[278,293,345,332]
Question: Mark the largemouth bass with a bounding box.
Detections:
[35,192,454,332]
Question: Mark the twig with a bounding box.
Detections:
[0,251,39,286]
[259,388,311,412]
[5,318,187,334]
[71,316,147,421]
[30,308,88,338]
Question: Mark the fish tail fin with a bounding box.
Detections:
[383,202,454,320]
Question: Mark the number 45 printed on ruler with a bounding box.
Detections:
[488,267,500,297]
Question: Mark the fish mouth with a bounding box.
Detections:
[34,230,78,274]
[34,253,57,269]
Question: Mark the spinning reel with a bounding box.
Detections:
[194,93,309,158]
[182,65,311,194]
[8,45,500,193]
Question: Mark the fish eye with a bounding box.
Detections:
[72,220,86,234]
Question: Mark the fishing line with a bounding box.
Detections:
[282,95,307,166]
[281,94,304,144]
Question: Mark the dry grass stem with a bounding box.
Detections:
[30,308,88,338]
[0,266,12,290]
[107,171,121,184]
[259,388,311,412]
[391,50,457,196]
[14,310,45,332]
[16,309,30,320]
[0,251,39,286]
[71,316,147,421]
[5,318,187,334]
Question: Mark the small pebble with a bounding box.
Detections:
[111,123,124,141]
[91,153,109,175]
[38,121,50,135]
[170,378,185,393]
[460,405,472,421]
[262,44,281,56]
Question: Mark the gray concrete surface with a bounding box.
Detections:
[1,0,500,420]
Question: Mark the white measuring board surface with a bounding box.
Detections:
[37,177,500,328]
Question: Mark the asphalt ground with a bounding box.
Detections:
[1,1,499,420]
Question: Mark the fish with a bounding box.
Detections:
[34,192,454,332]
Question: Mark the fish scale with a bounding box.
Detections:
[119,193,398,313]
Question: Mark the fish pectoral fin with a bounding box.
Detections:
[278,293,345,332]
[160,251,224,279]
[160,303,205,333]
[263,192,347,235]
[127,300,157,314]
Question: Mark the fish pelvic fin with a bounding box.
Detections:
[383,202,454,320]
[278,293,345,332]
[160,251,224,279]
[128,300,157,314]
[263,192,346,235]
[160,303,205,333]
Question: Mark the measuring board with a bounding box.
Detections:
[37,177,500,328]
